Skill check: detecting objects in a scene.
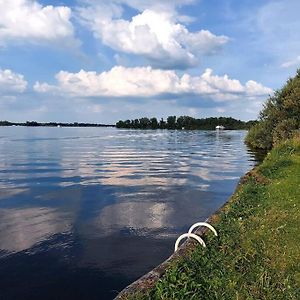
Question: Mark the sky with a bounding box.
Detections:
[0,0,300,124]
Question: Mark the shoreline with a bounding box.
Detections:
[116,138,300,299]
[115,168,256,299]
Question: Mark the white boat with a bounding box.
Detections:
[216,125,225,130]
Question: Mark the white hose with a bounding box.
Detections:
[188,222,218,236]
[174,233,206,252]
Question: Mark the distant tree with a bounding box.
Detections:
[139,117,150,129]
[159,118,166,129]
[176,116,185,129]
[167,116,176,129]
[246,120,258,128]
[124,120,131,128]
[116,116,253,130]
[26,121,39,126]
[133,119,140,129]
[150,117,158,129]
[0,120,12,126]
[116,120,125,128]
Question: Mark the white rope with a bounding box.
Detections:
[174,233,206,252]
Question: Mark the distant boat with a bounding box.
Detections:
[57,125,61,128]
[216,125,225,130]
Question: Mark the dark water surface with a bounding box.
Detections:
[0,127,259,299]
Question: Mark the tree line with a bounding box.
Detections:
[0,121,114,127]
[116,116,257,130]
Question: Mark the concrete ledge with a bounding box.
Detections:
[115,217,221,299]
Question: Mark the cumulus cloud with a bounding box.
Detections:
[0,68,27,94]
[77,2,228,69]
[34,66,273,102]
[0,0,77,46]
[245,80,273,96]
[33,82,57,93]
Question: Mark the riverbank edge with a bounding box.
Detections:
[115,163,262,299]
[116,137,300,299]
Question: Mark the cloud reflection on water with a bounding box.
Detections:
[0,207,71,253]
[0,128,259,296]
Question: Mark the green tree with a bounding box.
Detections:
[133,119,140,128]
[150,117,158,129]
[159,118,166,129]
[167,116,176,129]
[246,69,300,149]
[139,117,150,129]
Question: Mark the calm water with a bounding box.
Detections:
[0,127,259,299]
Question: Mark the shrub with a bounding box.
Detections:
[245,121,273,149]
[246,69,300,149]
[272,118,298,146]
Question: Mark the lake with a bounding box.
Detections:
[0,127,260,299]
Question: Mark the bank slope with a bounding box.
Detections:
[127,138,300,300]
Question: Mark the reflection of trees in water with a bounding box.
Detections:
[246,147,268,165]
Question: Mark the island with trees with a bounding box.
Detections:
[0,121,114,127]
[116,116,257,130]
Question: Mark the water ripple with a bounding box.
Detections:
[0,127,260,300]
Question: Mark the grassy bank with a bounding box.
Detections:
[128,137,300,300]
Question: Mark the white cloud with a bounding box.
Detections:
[34,66,273,102]
[33,81,57,93]
[198,68,244,93]
[0,0,77,46]
[180,30,228,55]
[77,3,228,69]
[36,66,184,97]
[245,80,273,96]
[0,68,27,94]
[281,56,300,68]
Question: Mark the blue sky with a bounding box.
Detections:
[0,0,299,123]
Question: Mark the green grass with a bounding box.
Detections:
[128,138,300,300]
